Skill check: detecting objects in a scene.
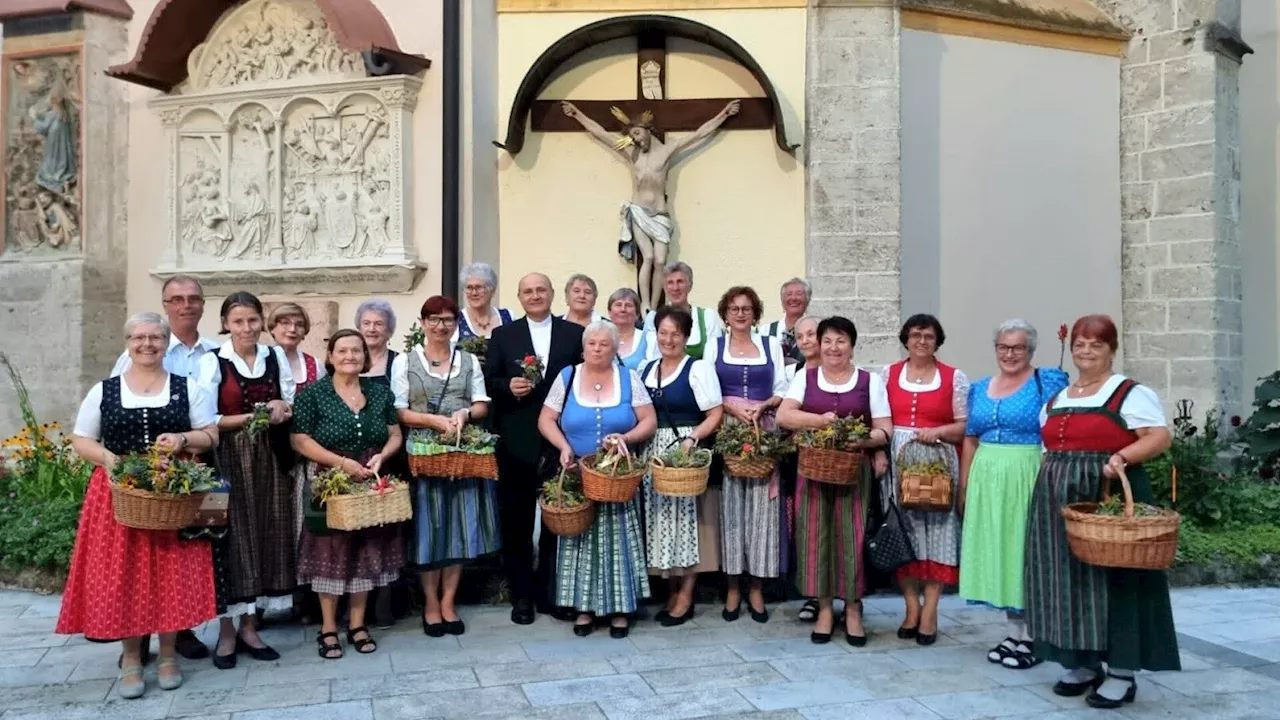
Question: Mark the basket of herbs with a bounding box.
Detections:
[796,416,869,485]
[581,441,645,503]
[312,467,412,531]
[1061,466,1180,570]
[539,468,595,537]
[897,439,953,511]
[407,425,499,479]
[714,419,792,479]
[650,445,714,497]
[109,447,219,530]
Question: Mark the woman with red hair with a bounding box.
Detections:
[392,296,498,637]
[1024,314,1178,710]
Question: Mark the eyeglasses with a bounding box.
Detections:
[464,284,488,294]
[424,316,457,327]
[129,334,167,344]
[908,331,937,343]
[163,295,204,306]
[276,319,306,330]
[996,344,1028,356]
[727,306,754,316]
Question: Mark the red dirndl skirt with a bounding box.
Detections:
[55,468,216,640]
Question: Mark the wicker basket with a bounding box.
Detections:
[723,454,777,479]
[1061,467,1181,570]
[111,485,206,531]
[408,452,465,478]
[539,496,596,537]
[798,446,863,486]
[650,458,710,497]
[325,484,413,531]
[458,453,499,480]
[581,453,645,503]
[897,439,953,511]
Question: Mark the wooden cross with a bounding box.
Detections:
[529,30,775,141]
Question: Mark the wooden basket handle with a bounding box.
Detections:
[1101,464,1137,518]
[896,437,946,467]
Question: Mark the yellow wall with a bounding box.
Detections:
[495,8,806,317]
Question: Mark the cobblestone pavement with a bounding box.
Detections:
[1,586,1279,719]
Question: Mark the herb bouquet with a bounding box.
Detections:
[650,445,714,497]
[713,421,794,479]
[539,468,595,537]
[796,416,870,486]
[581,441,645,503]
[1060,465,1180,570]
[310,466,411,531]
[407,425,500,480]
[457,336,488,363]
[109,447,219,530]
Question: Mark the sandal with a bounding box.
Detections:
[797,599,819,623]
[1001,642,1042,669]
[316,631,343,660]
[988,637,1018,664]
[346,626,377,654]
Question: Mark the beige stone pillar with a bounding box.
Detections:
[0,9,131,437]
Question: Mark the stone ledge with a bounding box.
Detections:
[150,262,428,296]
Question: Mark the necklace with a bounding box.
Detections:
[470,308,493,332]
[593,383,603,391]
[1069,377,1105,395]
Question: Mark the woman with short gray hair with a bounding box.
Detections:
[355,299,398,383]
[958,318,1068,670]
[607,287,651,371]
[563,273,606,327]
[456,262,514,342]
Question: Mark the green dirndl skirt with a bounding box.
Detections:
[1023,450,1180,671]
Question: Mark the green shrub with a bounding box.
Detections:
[1240,370,1280,473]
[0,479,80,573]
[1177,522,1280,566]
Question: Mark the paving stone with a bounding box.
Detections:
[971,659,1068,687]
[608,645,742,673]
[466,704,607,720]
[739,677,874,710]
[1227,640,1280,663]
[0,648,48,668]
[0,615,57,635]
[475,658,615,687]
[627,627,747,651]
[914,686,1058,719]
[848,668,1002,700]
[522,672,653,707]
[0,632,70,650]
[0,679,112,710]
[939,608,1008,626]
[521,636,638,661]
[1147,667,1280,695]
[388,642,529,673]
[799,697,942,719]
[0,661,75,686]
[598,687,755,719]
[244,650,392,686]
[371,686,531,719]
[1172,601,1280,627]
[767,652,909,681]
[888,645,987,670]
[234,699,373,720]
[641,661,785,694]
[728,638,848,662]
[703,712,805,720]
[0,693,174,720]
[330,667,478,700]
[167,680,331,717]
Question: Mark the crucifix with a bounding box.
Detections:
[529,30,778,313]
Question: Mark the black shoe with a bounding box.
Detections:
[660,607,694,627]
[511,599,536,625]
[897,626,919,640]
[551,607,578,622]
[846,631,867,647]
[422,617,446,637]
[118,637,153,669]
[810,629,833,644]
[175,630,209,660]
[573,619,594,637]
[212,649,237,670]
[235,637,280,662]
[654,610,671,623]
[1085,674,1137,709]
[915,632,937,646]
[722,603,742,622]
[443,619,466,636]
[749,605,770,624]
[1053,672,1104,697]
[609,624,630,639]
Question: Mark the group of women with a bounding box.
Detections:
[54,260,1180,710]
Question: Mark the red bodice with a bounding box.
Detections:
[1041,378,1139,453]
[885,360,956,429]
[296,352,320,393]
[217,350,282,415]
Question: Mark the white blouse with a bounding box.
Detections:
[544,366,653,411]
[877,364,970,421]
[390,347,490,410]
[703,334,790,398]
[1039,374,1167,429]
[785,366,892,419]
[284,347,327,385]
[640,357,724,411]
[195,343,297,422]
[74,375,218,440]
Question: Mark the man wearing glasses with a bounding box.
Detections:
[109,274,218,663]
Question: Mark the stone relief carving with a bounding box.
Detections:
[151,0,423,295]
[185,0,364,93]
[2,52,81,257]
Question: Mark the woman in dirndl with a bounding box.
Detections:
[705,286,788,623]
[959,319,1067,670]
[778,316,891,646]
[608,288,653,372]
[269,302,326,392]
[1025,314,1178,709]
[195,291,296,668]
[538,321,658,638]
[640,306,724,626]
[879,314,968,646]
[455,262,514,342]
[393,295,500,637]
[292,329,406,659]
[58,312,219,698]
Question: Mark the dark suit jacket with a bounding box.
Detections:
[485,316,584,468]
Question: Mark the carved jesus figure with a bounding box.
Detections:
[561,99,740,313]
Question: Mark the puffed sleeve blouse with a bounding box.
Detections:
[640,357,724,411]
[965,367,1069,444]
[784,366,891,419]
[73,375,217,440]
[389,348,490,410]
[195,343,297,422]
[1038,374,1167,429]
[544,366,653,413]
[702,334,790,398]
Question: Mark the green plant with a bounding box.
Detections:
[0,473,80,573]
[110,447,218,495]
[652,446,713,469]
[590,443,640,477]
[541,469,586,508]
[458,336,488,360]
[408,425,499,456]
[1094,494,1163,517]
[1176,522,1280,565]
[795,416,869,450]
[712,422,794,460]
[402,323,425,352]
[0,352,91,504]
[1239,370,1280,474]
[245,402,271,437]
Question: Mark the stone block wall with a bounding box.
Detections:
[1102,0,1247,414]
[805,1,903,366]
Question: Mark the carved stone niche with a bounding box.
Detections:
[148,0,424,296]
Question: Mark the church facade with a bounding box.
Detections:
[0,0,1261,436]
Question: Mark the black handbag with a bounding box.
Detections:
[866,499,916,573]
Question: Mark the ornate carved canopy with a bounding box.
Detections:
[107,0,428,92]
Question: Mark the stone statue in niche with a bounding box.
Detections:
[560,99,740,313]
[184,0,364,92]
[3,53,81,256]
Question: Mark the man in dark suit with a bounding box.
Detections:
[486,272,584,625]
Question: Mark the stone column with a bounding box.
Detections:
[1102,0,1248,414]
[805,0,903,365]
[0,10,131,437]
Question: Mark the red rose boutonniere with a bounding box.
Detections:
[1057,323,1069,369]
[519,354,544,384]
